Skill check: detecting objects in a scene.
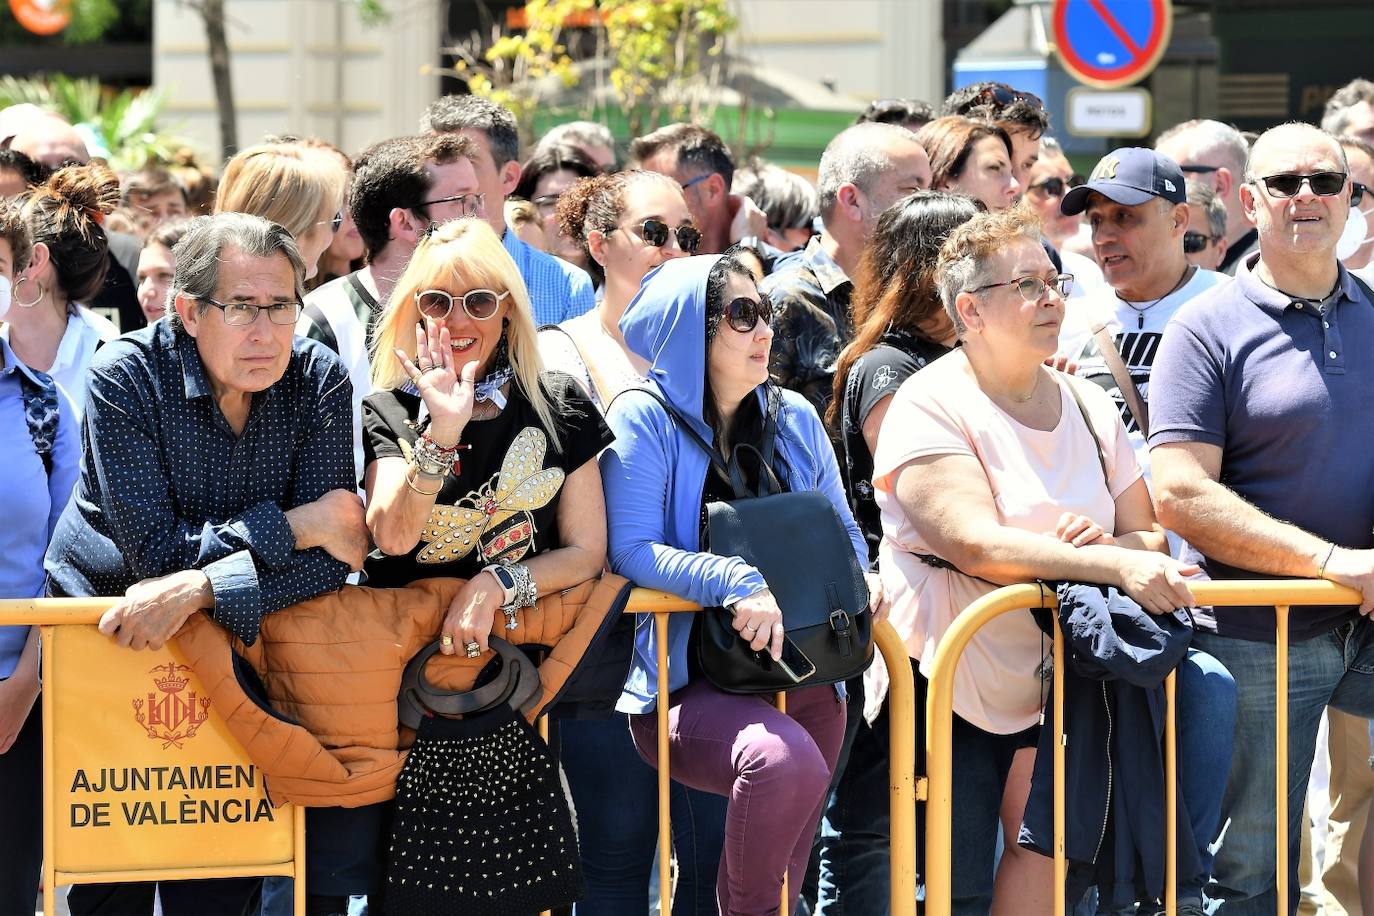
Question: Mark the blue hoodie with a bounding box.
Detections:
[600,255,866,714]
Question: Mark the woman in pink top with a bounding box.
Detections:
[871,207,1201,913]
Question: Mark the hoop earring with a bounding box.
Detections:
[11,276,44,308]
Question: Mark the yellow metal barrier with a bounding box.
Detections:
[0,598,306,916]
[923,579,1363,916]
[627,589,918,916]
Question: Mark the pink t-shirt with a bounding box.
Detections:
[871,350,1142,734]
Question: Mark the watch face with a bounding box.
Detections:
[491,565,517,590]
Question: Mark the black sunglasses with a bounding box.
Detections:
[1027,176,1084,198]
[1255,171,1347,198]
[724,294,774,333]
[618,218,702,255]
[1354,182,1369,207]
[1180,164,1220,175]
[1183,231,1216,254]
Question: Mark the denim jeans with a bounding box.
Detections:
[1176,647,1238,885]
[1195,618,1374,915]
[559,713,725,916]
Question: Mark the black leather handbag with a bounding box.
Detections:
[634,387,873,694]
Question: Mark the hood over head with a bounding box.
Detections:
[620,254,723,436]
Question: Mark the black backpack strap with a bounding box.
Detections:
[610,387,733,482]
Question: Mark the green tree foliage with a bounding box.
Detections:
[445,0,737,143]
[0,0,150,47]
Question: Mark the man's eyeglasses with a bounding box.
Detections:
[198,296,303,327]
[724,294,774,333]
[970,274,1074,302]
[615,218,702,255]
[680,174,712,192]
[1026,176,1084,198]
[419,192,486,217]
[415,288,508,322]
[1183,232,1218,254]
[1253,172,1348,198]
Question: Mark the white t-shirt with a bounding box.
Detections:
[1,306,118,418]
[1057,267,1229,483]
[871,351,1141,733]
[1062,249,1105,301]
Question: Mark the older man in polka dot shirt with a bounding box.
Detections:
[45,212,369,912]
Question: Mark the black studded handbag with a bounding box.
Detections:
[387,642,585,915]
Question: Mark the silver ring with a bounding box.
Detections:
[417,361,433,371]
[464,641,482,657]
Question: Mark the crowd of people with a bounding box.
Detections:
[4,71,1374,916]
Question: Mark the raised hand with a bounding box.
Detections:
[394,318,480,445]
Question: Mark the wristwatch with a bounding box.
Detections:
[483,563,518,607]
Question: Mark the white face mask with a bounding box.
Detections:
[0,274,10,322]
[1337,205,1374,261]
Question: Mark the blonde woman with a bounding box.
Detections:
[215,141,346,280]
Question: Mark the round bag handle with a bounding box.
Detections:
[398,637,542,730]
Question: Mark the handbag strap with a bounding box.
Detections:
[546,323,616,408]
[1060,374,1110,489]
[616,386,738,488]
[399,637,541,729]
[1090,321,1149,438]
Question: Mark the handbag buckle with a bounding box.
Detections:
[829,609,851,635]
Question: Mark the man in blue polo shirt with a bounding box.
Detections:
[1150,122,1374,914]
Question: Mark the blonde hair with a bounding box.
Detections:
[369,218,565,447]
[214,142,345,238]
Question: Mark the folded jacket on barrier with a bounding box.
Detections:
[1018,581,1202,908]
[172,572,632,808]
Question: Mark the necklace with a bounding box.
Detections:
[1116,264,1194,330]
[1011,370,1040,403]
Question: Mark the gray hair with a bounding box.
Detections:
[166,212,305,330]
[934,207,1042,338]
[1186,180,1227,240]
[537,121,615,159]
[1323,79,1374,136]
[1039,135,1065,159]
[1243,121,1349,183]
[732,159,819,231]
[1156,119,1249,174]
[816,122,924,220]
[420,95,520,166]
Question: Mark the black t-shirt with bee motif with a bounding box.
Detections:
[360,372,611,588]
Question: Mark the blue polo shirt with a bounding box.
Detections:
[1148,254,1374,641]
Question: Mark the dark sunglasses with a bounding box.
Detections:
[1180,164,1220,175]
[724,294,774,333]
[1027,175,1084,198]
[415,288,509,321]
[1183,231,1217,254]
[974,84,1046,114]
[618,218,702,254]
[1354,182,1369,207]
[1255,171,1347,198]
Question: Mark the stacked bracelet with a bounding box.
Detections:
[412,432,464,478]
[483,562,538,630]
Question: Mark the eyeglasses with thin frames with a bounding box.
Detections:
[415,288,509,322]
[969,274,1074,302]
[197,296,303,327]
[418,192,486,218]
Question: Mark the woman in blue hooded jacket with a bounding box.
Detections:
[600,252,882,915]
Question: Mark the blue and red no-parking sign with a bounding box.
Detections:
[1052,0,1173,90]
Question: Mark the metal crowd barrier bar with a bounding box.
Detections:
[0,598,307,916]
[626,588,917,916]
[922,579,1363,916]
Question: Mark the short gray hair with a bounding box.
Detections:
[166,212,305,330]
[1186,180,1226,239]
[537,121,615,159]
[1323,79,1374,135]
[1039,135,1064,158]
[935,207,1042,337]
[1156,119,1249,174]
[816,122,922,220]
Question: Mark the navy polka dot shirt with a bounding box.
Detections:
[44,320,355,645]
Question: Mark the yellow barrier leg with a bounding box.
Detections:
[539,713,551,916]
[777,691,789,914]
[1165,671,1177,916]
[1052,616,1066,916]
[1276,606,1289,916]
[42,626,55,916]
[293,807,306,916]
[656,612,673,916]
[875,623,917,916]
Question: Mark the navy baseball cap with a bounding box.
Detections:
[1060,147,1187,215]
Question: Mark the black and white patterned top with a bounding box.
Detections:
[44,320,355,645]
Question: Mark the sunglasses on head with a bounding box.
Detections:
[1183,231,1217,254]
[620,218,702,254]
[415,288,509,322]
[724,294,774,333]
[1254,171,1347,198]
[1027,175,1084,198]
